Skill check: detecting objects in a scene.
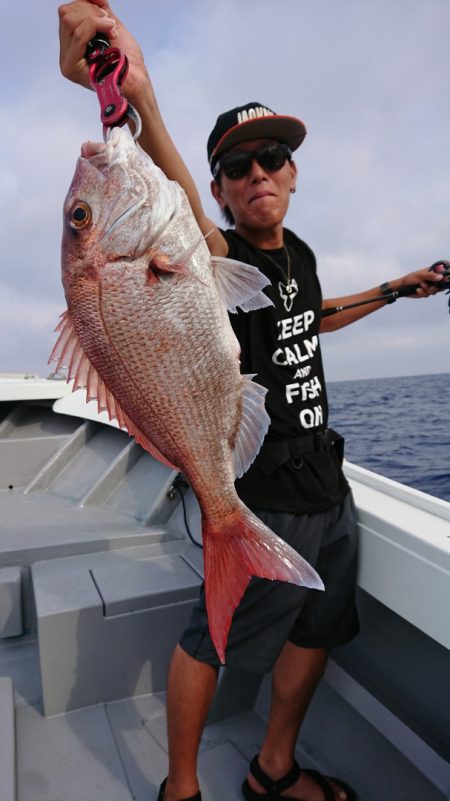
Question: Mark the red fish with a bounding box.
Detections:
[50,128,323,662]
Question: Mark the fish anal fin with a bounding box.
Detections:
[233,374,270,478]
[203,506,324,663]
[211,256,274,313]
[49,310,178,471]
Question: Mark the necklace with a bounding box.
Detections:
[259,244,297,296]
[257,243,299,312]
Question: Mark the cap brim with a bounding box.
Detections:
[211,115,307,164]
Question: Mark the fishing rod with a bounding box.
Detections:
[321,260,450,318]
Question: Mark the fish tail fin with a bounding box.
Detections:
[203,506,324,664]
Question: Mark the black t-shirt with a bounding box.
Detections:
[223,227,349,514]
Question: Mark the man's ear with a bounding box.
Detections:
[289,159,298,194]
[210,178,226,209]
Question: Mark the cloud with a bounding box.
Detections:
[0,283,62,330]
[0,281,64,376]
[1,0,449,380]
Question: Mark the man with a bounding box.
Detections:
[58,4,446,800]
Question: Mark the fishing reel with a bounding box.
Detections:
[428,260,450,313]
[428,260,450,280]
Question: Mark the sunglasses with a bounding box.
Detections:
[212,142,292,180]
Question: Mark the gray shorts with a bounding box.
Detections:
[179,492,359,673]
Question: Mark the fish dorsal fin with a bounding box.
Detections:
[211,256,274,313]
[233,374,270,478]
[49,311,178,470]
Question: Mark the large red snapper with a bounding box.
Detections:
[50,127,323,662]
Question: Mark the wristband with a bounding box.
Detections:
[380,282,396,304]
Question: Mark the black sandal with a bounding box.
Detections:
[157,777,202,801]
[242,755,357,801]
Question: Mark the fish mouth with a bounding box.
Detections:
[81,140,107,160]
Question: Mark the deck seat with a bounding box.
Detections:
[32,541,202,716]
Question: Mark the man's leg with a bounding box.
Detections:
[163,644,218,801]
[246,641,348,800]
[260,642,327,771]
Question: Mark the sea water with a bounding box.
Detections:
[327,372,450,502]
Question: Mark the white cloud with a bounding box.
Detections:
[1,0,449,380]
[0,283,62,330]
[0,282,65,376]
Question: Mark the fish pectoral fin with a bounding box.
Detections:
[148,231,208,280]
[203,506,324,663]
[148,253,186,276]
[210,256,274,313]
[48,310,178,471]
[147,248,206,287]
[233,375,270,478]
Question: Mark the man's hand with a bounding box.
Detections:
[58,0,148,103]
[396,265,448,298]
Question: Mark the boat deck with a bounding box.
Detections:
[0,382,449,801]
[2,633,446,801]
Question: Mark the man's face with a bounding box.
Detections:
[211,138,297,232]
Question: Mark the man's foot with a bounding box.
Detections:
[157,777,202,801]
[242,755,356,801]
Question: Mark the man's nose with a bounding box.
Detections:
[248,158,267,181]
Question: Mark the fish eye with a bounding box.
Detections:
[68,202,92,230]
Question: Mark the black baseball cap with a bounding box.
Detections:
[207,101,307,174]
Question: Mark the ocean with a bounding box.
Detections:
[327,372,450,503]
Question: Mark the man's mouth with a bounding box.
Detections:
[249,191,275,204]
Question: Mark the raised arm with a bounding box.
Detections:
[320,266,447,332]
[58,0,228,256]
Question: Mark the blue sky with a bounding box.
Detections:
[1,0,449,381]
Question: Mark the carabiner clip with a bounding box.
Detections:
[89,48,129,126]
[86,34,141,141]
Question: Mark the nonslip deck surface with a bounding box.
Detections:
[1,393,448,801]
[1,629,445,801]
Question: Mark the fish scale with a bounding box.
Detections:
[100,281,234,455]
[50,126,324,663]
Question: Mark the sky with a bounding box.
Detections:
[1,0,450,383]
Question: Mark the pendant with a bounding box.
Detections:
[286,280,296,295]
[278,278,299,312]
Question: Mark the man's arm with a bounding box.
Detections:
[58,0,228,257]
[320,267,446,333]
